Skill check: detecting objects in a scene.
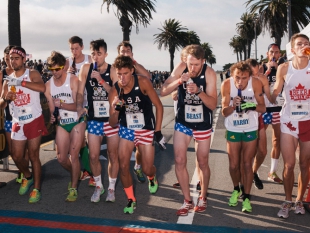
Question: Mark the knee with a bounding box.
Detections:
[57,154,67,166]
[89,153,98,162]
[107,151,118,164]
[119,161,129,173]
[284,162,295,173]
[229,163,239,173]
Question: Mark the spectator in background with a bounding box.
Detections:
[37,59,43,74]
[220,72,223,82]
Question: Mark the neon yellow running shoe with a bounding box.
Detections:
[19,178,34,195]
[228,190,241,207]
[124,199,136,214]
[29,189,41,203]
[66,188,78,202]
[148,175,158,194]
[242,198,252,212]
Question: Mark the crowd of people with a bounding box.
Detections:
[0,33,309,219]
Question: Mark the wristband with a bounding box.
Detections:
[21,80,26,87]
[99,79,105,85]
[178,78,182,85]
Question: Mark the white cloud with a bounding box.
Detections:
[0,0,290,71]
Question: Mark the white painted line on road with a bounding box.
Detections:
[177,105,222,224]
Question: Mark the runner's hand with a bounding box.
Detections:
[241,102,256,113]
[154,131,166,150]
[3,75,22,86]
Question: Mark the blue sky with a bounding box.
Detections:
[0,0,290,71]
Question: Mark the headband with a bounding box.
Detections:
[9,49,26,58]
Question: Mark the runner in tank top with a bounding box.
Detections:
[0,46,47,203]
[271,33,310,219]
[161,45,217,216]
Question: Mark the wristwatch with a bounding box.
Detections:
[195,88,202,95]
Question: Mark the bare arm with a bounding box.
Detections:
[108,86,120,128]
[161,62,186,96]
[27,70,46,93]
[134,62,151,80]
[258,74,272,103]
[221,79,235,117]
[0,80,9,109]
[252,78,266,113]
[199,66,217,111]
[270,63,287,104]
[77,63,89,117]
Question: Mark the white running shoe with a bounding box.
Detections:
[105,189,115,202]
[277,201,292,219]
[91,186,104,203]
[294,201,305,215]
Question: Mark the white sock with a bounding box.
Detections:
[270,158,279,173]
[93,175,103,188]
[134,164,141,170]
[108,177,117,190]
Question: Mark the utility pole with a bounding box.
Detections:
[287,0,292,41]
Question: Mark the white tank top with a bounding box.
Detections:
[224,77,258,132]
[9,69,42,124]
[280,60,310,121]
[68,54,89,76]
[50,73,78,124]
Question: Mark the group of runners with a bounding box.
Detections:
[0,33,309,218]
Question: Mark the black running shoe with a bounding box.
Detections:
[253,173,263,189]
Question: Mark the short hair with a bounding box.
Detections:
[69,36,83,47]
[117,41,133,54]
[290,33,309,47]
[245,58,259,68]
[267,43,280,51]
[113,55,134,70]
[46,51,66,67]
[9,46,26,58]
[4,45,15,54]
[185,44,205,60]
[181,46,189,62]
[230,61,252,77]
[90,39,107,52]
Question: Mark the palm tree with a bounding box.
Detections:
[185,31,200,45]
[153,18,188,72]
[245,0,310,47]
[207,54,216,67]
[200,42,213,64]
[229,35,245,62]
[236,12,261,59]
[101,0,156,41]
[8,0,21,46]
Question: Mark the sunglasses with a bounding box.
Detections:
[48,66,64,71]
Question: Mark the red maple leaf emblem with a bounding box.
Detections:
[12,123,21,133]
[284,121,296,131]
[295,83,305,89]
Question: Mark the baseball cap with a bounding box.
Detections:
[267,43,280,51]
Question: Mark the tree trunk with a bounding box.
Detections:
[8,0,21,46]
[239,51,243,61]
[169,47,175,72]
[274,35,282,49]
[248,43,252,59]
[120,15,132,41]
[236,52,239,62]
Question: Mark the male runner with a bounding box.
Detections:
[161,44,217,215]
[222,61,265,212]
[45,51,85,201]
[0,46,47,203]
[77,39,119,203]
[109,55,165,214]
[272,33,310,218]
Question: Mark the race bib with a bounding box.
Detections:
[93,101,110,118]
[126,112,145,130]
[290,103,309,120]
[185,105,203,123]
[17,106,33,123]
[59,110,77,125]
[232,112,250,128]
[275,94,285,106]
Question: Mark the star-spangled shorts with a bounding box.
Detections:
[119,125,154,146]
[174,122,212,141]
[5,120,12,133]
[87,120,119,137]
[280,118,310,142]
[262,112,280,125]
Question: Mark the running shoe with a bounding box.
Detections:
[176,199,194,216]
[268,172,283,184]
[105,189,115,202]
[173,182,180,188]
[91,186,105,203]
[124,199,136,214]
[277,201,292,218]
[29,189,41,203]
[253,173,263,189]
[80,170,91,180]
[294,201,305,215]
[133,167,146,183]
[88,176,95,187]
[242,198,252,212]
[194,196,207,212]
[68,182,72,190]
[228,190,241,207]
[66,188,78,202]
[16,172,23,184]
[196,181,201,191]
[148,175,158,194]
[19,177,34,195]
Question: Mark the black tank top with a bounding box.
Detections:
[2,68,12,121]
[85,63,113,122]
[176,64,212,130]
[115,75,155,130]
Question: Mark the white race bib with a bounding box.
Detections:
[275,94,285,106]
[185,105,203,123]
[17,106,33,123]
[290,103,309,120]
[126,112,145,130]
[59,110,77,125]
[232,112,250,128]
[93,101,110,118]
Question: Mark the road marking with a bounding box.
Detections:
[177,105,221,224]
